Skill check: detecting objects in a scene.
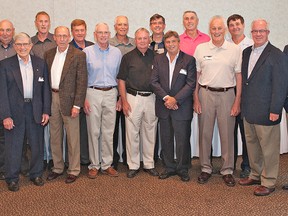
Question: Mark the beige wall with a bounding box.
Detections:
[0,0,287,49]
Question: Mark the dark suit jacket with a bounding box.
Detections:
[151,51,196,120]
[282,45,288,112]
[45,45,87,116]
[241,42,288,125]
[0,55,51,124]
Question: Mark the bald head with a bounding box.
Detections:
[0,19,15,46]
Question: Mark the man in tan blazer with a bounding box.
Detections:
[45,26,87,184]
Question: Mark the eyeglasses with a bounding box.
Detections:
[251,29,268,34]
[96,31,110,36]
[14,43,31,47]
[55,35,69,39]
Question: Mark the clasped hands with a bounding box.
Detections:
[164,96,178,110]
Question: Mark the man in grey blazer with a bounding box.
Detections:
[45,26,87,184]
[239,19,288,196]
[0,32,51,191]
[151,31,196,181]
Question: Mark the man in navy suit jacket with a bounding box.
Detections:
[0,32,51,192]
[281,44,288,191]
[151,30,196,181]
[239,19,288,196]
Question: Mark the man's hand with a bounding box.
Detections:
[230,99,240,117]
[83,99,91,115]
[116,97,122,111]
[71,107,80,118]
[41,114,49,126]
[164,96,177,110]
[122,100,131,117]
[3,117,14,130]
[193,97,202,114]
[270,113,279,121]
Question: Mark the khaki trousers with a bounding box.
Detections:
[244,119,280,188]
[86,88,117,170]
[198,88,235,175]
[125,93,158,170]
[50,92,80,176]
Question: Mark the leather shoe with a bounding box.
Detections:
[178,172,190,182]
[222,174,235,187]
[159,170,176,180]
[282,184,288,190]
[144,168,159,176]
[101,167,119,177]
[239,177,261,186]
[197,172,211,184]
[47,172,63,181]
[65,174,77,184]
[0,172,5,180]
[127,169,139,178]
[31,177,44,186]
[254,186,275,196]
[7,181,19,192]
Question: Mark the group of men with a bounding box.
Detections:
[0,11,288,197]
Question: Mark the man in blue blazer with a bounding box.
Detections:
[151,31,196,181]
[0,32,51,192]
[239,19,288,196]
[282,44,288,191]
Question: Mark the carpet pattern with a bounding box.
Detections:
[1,154,288,216]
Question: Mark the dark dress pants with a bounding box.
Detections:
[112,110,126,164]
[0,124,5,174]
[79,109,90,164]
[5,102,44,183]
[159,116,192,173]
[234,114,250,170]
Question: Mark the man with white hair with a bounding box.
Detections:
[239,19,288,196]
[84,23,122,179]
[0,32,51,191]
[194,16,242,187]
[109,16,135,170]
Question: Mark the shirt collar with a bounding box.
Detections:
[208,40,228,50]
[17,54,31,64]
[112,35,134,46]
[166,51,179,62]
[252,41,268,52]
[56,45,69,54]
[0,39,14,49]
[136,47,149,56]
[34,32,54,43]
[183,30,203,39]
[95,42,110,51]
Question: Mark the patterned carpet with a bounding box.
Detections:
[1,154,288,216]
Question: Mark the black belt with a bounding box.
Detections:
[89,86,116,91]
[24,98,32,103]
[200,85,235,92]
[127,88,152,97]
[52,88,59,93]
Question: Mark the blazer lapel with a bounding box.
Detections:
[243,48,252,81]
[60,46,74,84]
[31,56,40,97]
[248,43,271,80]
[170,52,183,89]
[11,56,24,96]
[46,48,57,87]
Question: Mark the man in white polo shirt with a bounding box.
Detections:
[194,15,242,187]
